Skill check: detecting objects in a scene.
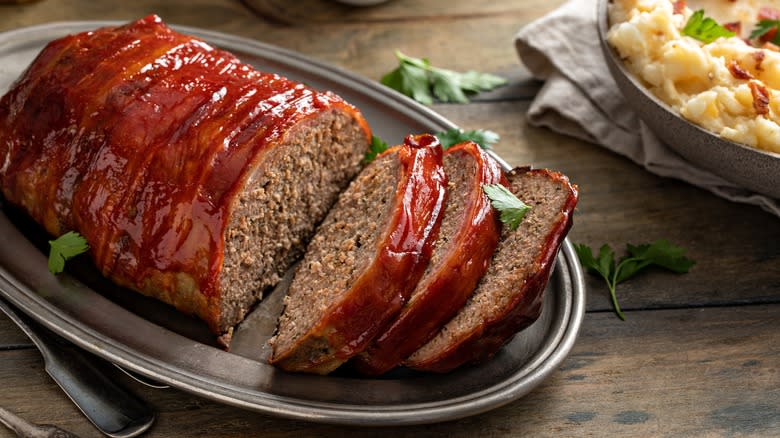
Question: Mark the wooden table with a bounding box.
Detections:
[0,0,778,436]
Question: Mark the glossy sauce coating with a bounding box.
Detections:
[351,141,503,375]
[406,168,579,373]
[270,134,447,374]
[0,16,369,320]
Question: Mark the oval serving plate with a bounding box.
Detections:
[597,0,780,199]
[0,22,585,426]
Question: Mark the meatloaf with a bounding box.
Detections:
[351,141,503,375]
[405,168,578,373]
[0,16,371,342]
[269,134,447,374]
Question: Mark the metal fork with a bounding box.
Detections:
[0,297,155,437]
[0,406,80,438]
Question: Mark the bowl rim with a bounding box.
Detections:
[596,0,780,162]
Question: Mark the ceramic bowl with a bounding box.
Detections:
[597,0,780,199]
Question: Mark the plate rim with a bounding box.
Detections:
[0,20,585,425]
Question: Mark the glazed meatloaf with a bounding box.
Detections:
[351,141,503,375]
[0,16,370,342]
[405,168,578,373]
[269,134,447,374]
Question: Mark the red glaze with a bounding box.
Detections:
[270,134,447,374]
[351,141,503,375]
[0,16,370,334]
[406,168,579,373]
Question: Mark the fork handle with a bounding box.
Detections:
[0,406,79,438]
[0,297,155,438]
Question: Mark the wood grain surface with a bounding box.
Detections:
[1,306,778,437]
[0,0,778,437]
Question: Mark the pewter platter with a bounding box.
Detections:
[0,22,586,426]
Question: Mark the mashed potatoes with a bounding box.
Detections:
[608,0,780,153]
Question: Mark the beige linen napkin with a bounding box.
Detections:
[515,0,780,217]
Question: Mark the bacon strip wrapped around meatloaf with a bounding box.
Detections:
[0,15,371,343]
[270,134,447,374]
[351,141,503,375]
[405,168,578,373]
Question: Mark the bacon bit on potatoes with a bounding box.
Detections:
[728,60,753,80]
[673,0,686,14]
[749,81,771,116]
[724,21,742,34]
[753,50,766,71]
[759,27,778,44]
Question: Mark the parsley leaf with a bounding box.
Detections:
[436,128,500,150]
[48,231,89,274]
[750,20,777,39]
[682,10,735,43]
[364,135,389,163]
[381,50,507,104]
[458,70,508,93]
[626,240,696,273]
[381,54,434,105]
[750,20,780,44]
[574,240,695,320]
[482,184,531,231]
[365,129,499,164]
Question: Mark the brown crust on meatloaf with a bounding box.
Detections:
[0,16,371,342]
[269,134,447,374]
[351,142,503,375]
[405,168,578,373]
[102,109,368,341]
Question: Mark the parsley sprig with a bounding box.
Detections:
[48,231,89,274]
[364,135,389,163]
[482,184,531,231]
[365,129,500,163]
[750,20,780,44]
[681,10,735,43]
[574,240,695,320]
[381,51,507,104]
[437,128,500,150]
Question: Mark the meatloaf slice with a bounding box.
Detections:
[405,168,578,373]
[0,16,370,343]
[216,108,368,342]
[351,141,503,375]
[269,134,447,374]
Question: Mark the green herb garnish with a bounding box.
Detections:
[750,19,780,43]
[437,128,500,150]
[574,240,696,320]
[48,231,89,274]
[365,129,499,163]
[364,135,389,163]
[381,50,507,104]
[682,10,735,43]
[482,184,531,231]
